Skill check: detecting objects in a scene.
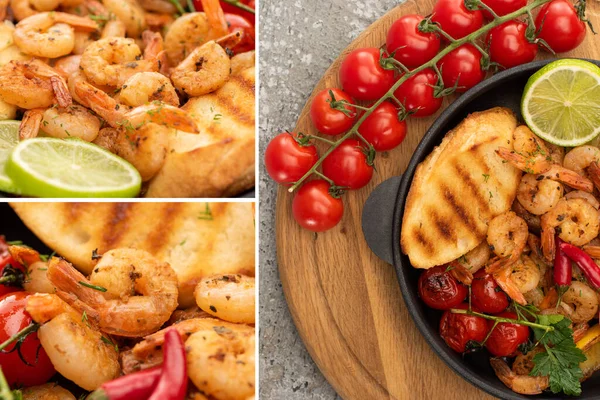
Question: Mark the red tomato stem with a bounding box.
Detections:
[0,323,39,352]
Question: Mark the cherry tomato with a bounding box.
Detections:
[265,133,318,185]
[225,14,255,54]
[386,14,441,69]
[358,102,407,151]
[485,311,530,357]
[480,0,526,19]
[0,292,55,387]
[310,89,356,136]
[437,44,485,92]
[418,265,468,310]
[0,238,25,297]
[487,21,538,69]
[535,0,586,53]
[471,270,509,314]
[193,0,255,24]
[431,0,484,40]
[394,68,442,117]
[339,48,397,101]
[322,139,374,190]
[440,303,489,353]
[292,180,344,232]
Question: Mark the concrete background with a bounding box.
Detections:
[259,1,400,398]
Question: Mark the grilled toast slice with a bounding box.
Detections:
[10,202,255,307]
[401,107,521,269]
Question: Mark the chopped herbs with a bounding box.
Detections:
[101,336,118,352]
[78,281,107,292]
[482,174,490,182]
[39,251,56,262]
[179,239,187,246]
[91,249,102,260]
[198,203,213,220]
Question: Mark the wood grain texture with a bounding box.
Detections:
[275,1,600,399]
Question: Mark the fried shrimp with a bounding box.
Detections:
[490,357,548,395]
[563,145,600,176]
[187,327,256,400]
[0,59,71,109]
[170,40,231,96]
[40,104,101,141]
[25,293,120,390]
[80,34,162,87]
[558,281,599,324]
[541,197,600,261]
[491,255,539,305]
[486,211,528,271]
[195,274,255,324]
[54,54,81,79]
[102,0,146,37]
[516,174,563,216]
[8,245,54,294]
[47,249,179,337]
[496,147,594,192]
[13,12,98,58]
[21,383,76,400]
[120,72,179,107]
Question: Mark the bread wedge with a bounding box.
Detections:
[401,107,521,269]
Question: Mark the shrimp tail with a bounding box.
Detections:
[142,30,164,60]
[200,0,228,37]
[19,108,43,140]
[47,257,106,308]
[73,79,123,126]
[449,261,474,285]
[51,76,72,108]
[540,220,556,262]
[55,290,101,325]
[492,264,528,305]
[490,358,548,395]
[587,161,600,192]
[8,245,41,266]
[496,147,548,174]
[124,104,199,133]
[215,30,244,51]
[542,165,594,193]
[25,293,66,324]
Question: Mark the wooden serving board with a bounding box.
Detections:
[276,1,600,399]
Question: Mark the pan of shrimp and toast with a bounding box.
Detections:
[0,202,256,399]
[362,59,600,399]
[0,0,255,198]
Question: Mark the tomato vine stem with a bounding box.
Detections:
[0,323,39,352]
[450,308,555,331]
[288,0,554,193]
[221,0,256,14]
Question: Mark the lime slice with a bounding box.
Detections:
[522,59,600,147]
[0,120,22,194]
[6,138,141,198]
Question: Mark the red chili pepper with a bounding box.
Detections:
[148,329,187,400]
[87,367,161,400]
[560,241,600,290]
[554,237,572,289]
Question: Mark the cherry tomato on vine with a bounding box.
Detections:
[480,0,526,19]
[292,180,344,232]
[535,0,587,53]
[418,265,468,310]
[322,139,374,190]
[339,48,397,101]
[225,14,255,53]
[358,102,407,151]
[487,21,537,69]
[265,133,318,185]
[431,0,484,40]
[484,311,530,357]
[437,44,485,92]
[394,68,442,117]
[386,14,441,69]
[310,88,356,136]
[471,269,509,314]
[0,292,55,387]
[440,303,489,353]
[193,0,255,24]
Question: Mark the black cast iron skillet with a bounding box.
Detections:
[362,59,600,400]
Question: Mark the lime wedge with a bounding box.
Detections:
[6,138,141,198]
[522,59,600,147]
[0,120,22,194]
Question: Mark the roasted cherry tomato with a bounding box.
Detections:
[431,0,484,40]
[480,0,526,19]
[292,180,344,232]
[394,68,442,117]
[265,133,318,185]
[322,139,374,190]
[225,13,255,53]
[485,311,530,357]
[487,21,537,69]
[437,44,485,92]
[0,292,55,387]
[440,303,489,353]
[193,0,255,24]
[358,102,407,151]
[535,0,587,53]
[339,48,396,101]
[386,14,441,69]
[418,265,468,310]
[309,88,356,136]
[471,270,509,314]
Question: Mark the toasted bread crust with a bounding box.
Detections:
[401,107,521,269]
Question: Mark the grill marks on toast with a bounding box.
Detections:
[102,203,133,249]
[145,203,185,254]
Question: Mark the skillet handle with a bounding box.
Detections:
[361,175,402,265]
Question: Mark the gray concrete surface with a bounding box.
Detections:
[259,1,401,398]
